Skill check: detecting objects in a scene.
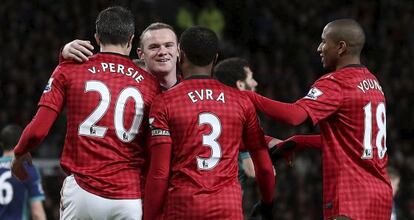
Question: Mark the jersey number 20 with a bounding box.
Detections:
[78,80,144,142]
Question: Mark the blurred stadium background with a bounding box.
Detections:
[1,0,413,219]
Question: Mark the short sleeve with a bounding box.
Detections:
[296,76,342,125]
[149,95,172,146]
[38,65,66,113]
[24,164,45,202]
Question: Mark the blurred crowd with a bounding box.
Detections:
[1,0,412,219]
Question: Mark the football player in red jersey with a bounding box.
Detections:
[143,26,275,220]
[11,6,160,219]
[245,19,392,220]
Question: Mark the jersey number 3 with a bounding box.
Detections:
[362,102,387,159]
[78,81,144,143]
[197,113,222,170]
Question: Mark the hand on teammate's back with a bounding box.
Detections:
[62,39,94,62]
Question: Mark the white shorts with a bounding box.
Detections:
[60,175,142,220]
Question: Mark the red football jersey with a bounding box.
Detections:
[296,65,392,219]
[149,76,267,219]
[39,53,160,199]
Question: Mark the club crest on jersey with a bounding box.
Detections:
[304,87,323,100]
[43,78,54,93]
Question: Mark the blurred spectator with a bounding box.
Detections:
[197,0,225,38]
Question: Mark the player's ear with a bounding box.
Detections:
[127,34,134,49]
[236,80,245,90]
[179,48,185,66]
[213,53,218,65]
[136,47,143,60]
[337,40,347,56]
[94,33,101,46]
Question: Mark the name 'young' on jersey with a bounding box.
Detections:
[296,65,392,220]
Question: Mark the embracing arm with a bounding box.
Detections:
[60,39,94,63]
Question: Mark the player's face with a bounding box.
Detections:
[317,26,339,71]
[239,67,258,91]
[138,28,179,77]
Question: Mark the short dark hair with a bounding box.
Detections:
[139,22,177,47]
[213,58,249,88]
[0,124,23,151]
[180,26,219,66]
[95,6,135,45]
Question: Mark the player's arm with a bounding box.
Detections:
[144,142,171,220]
[240,152,255,178]
[60,39,94,63]
[243,100,275,204]
[265,135,281,148]
[144,95,171,220]
[12,106,58,181]
[270,134,322,165]
[30,200,46,220]
[244,91,308,126]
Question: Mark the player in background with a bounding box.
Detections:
[213,57,279,192]
[61,22,180,91]
[11,6,160,220]
[245,19,392,219]
[143,26,275,220]
[0,124,46,220]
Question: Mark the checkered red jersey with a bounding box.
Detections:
[39,53,160,199]
[296,65,392,219]
[149,76,267,219]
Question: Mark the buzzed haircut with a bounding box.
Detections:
[95,6,135,46]
[139,22,177,47]
[180,26,219,66]
[213,58,249,88]
[326,19,365,55]
[0,124,23,151]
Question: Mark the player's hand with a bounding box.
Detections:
[11,152,32,181]
[62,39,94,62]
[269,139,296,167]
[250,200,274,220]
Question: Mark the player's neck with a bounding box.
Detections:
[100,45,130,56]
[182,65,212,79]
[157,72,178,89]
[336,56,361,71]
